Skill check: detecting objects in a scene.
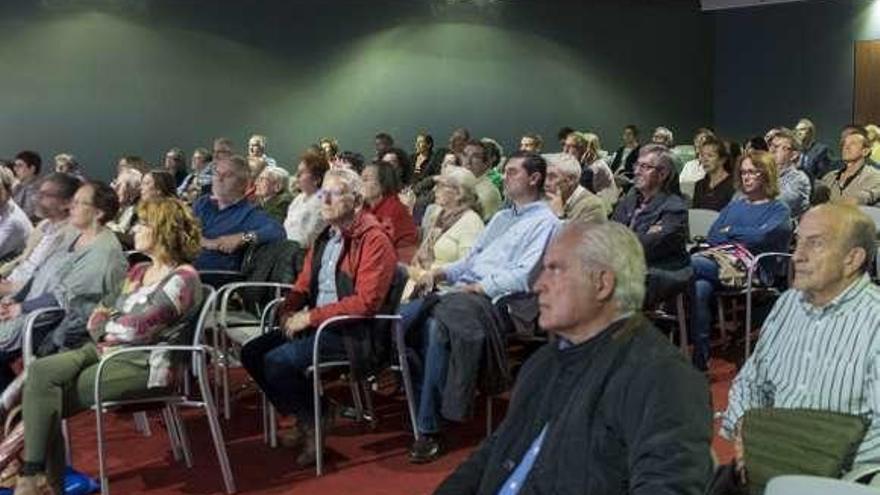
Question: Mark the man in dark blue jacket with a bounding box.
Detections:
[435,221,712,495]
[193,154,285,272]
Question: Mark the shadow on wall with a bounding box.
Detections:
[0,11,657,179]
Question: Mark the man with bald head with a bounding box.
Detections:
[722,204,880,471]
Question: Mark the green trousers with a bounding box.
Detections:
[21,343,161,471]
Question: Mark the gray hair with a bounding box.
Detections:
[572,221,646,312]
[640,144,676,174]
[773,127,803,152]
[324,167,364,203]
[259,166,290,190]
[653,126,674,146]
[543,152,582,182]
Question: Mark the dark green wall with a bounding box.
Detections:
[712,0,871,147]
[0,0,712,181]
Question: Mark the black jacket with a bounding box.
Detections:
[435,316,713,495]
[612,190,690,271]
[610,144,641,176]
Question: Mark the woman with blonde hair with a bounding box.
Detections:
[13,198,203,494]
[582,132,619,206]
[407,167,484,298]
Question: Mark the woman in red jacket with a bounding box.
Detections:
[361,160,418,262]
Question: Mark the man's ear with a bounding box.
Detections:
[594,270,616,302]
[529,172,542,188]
[844,246,868,279]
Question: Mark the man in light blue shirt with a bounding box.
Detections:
[405,151,560,464]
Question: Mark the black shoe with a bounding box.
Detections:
[408,435,442,464]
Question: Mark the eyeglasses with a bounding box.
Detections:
[317,188,347,201]
[635,162,662,172]
[740,169,763,178]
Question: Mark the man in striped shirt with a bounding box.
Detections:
[722,203,880,465]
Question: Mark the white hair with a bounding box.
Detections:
[653,126,674,146]
[543,152,582,182]
[324,167,364,202]
[259,166,290,190]
[571,221,646,312]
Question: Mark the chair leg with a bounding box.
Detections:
[221,329,231,421]
[61,419,72,466]
[197,358,236,494]
[393,321,420,442]
[349,378,365,422]
[485,396,493,438]
[162,407,183,462]
[96,406,110,495]
[313,352,324,476]
[361,380,375,424]
[269,404,278,449]
[134,411,151,437]
[171,405,193,469]
[676,293,689,356]
[716,298,727,345]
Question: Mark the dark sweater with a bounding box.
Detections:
[435,316,713,495]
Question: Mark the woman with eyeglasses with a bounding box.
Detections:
[689,150,793,372]
[0,181,127,388]
[10,197,202,494]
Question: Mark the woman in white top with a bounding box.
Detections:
[283,153,329,248]
[0,168,32,261]
[407,166,484,297]
[679,128,716,201]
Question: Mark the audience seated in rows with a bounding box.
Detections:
[435,221,713,494]
[0,174,80,297]
[690,150,793,371]
[254,166,293,223]
[407,166,485,296]
[0,181,127,389]
[402,151,560,463]
[242,168,398,468]
[692,136,735,211]
[284,154,329,248]
[12,197,202,495]
[361,160,418,263]
[0,168,33,261]
[722,203,880,481]
[12,151,42,224]
[461,140,502,222]
[680,128,716,201]
[769,128,811,218]
[612,144,691,309]
[818,128,880,206]
[193,155,285,272]
[543,152,607,224]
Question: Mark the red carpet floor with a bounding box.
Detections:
[60,359,738,495]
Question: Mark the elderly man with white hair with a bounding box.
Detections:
[241,167,398,467]
[436,221,713,494]
[254,165,293,223]
[543,152,607,224]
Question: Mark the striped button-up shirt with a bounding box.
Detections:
[722,274,880,463]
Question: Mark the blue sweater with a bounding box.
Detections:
[194,196,285,271]
[707,198,792,255]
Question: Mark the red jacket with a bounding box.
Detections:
[364,193,418,263]
[280,210,397,327]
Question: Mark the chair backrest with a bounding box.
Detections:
[689,208,719,241]
[766,475,878,495]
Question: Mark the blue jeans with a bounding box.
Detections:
[401,298,448,435]
[241,329,347,422]
[690,255,720,371]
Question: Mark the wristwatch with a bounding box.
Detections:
[241,231,257,244]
